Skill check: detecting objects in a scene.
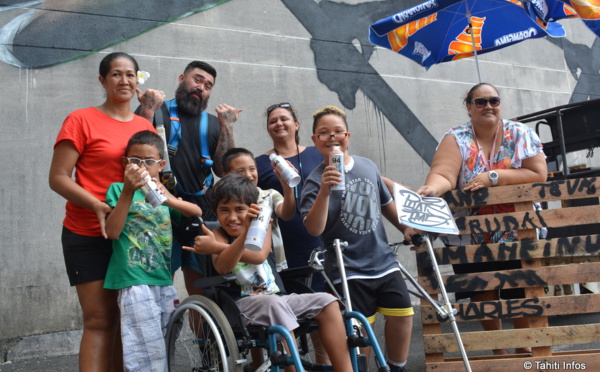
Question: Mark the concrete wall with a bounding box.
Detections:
[1,0,599,345]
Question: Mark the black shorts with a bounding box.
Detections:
[334,271,414,323]
[61,226,113,286]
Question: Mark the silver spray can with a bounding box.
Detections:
[329,146,345,191]
[135,166,168,208]
[269,154,301,187]
[244,201,272,251]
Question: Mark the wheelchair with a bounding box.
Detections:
[164,236,390,372]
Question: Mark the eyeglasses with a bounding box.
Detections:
[127,157,162,167]
[471,97,501,108]
[316,132,349,142]
[266,102,291,116]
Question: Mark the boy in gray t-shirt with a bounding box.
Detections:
[300,106,418,372]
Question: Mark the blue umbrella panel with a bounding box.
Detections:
[523,0,600,38]
[369,0,565,71]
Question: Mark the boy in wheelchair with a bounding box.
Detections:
[197,173,353,371]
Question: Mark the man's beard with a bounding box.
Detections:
[175,83,209,116]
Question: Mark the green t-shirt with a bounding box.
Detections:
[104,183,181,290]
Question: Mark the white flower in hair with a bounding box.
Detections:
[137,70,151,84]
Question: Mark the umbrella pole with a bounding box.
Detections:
[465,3,482,83]
[423,233,472,372]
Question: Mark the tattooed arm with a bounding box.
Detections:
[212,103,242,177]
[136,88,166,123]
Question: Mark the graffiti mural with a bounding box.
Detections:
[1,0,599,164]
[0,0,231,68]
[280,0,439,164]
[548,29,600,103]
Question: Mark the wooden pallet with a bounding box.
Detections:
[415,176,600,371]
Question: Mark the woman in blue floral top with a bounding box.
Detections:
[417,83,547,355]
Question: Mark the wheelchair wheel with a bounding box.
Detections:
[166,295,243,372]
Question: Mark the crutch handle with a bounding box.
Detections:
[402,233,423,246]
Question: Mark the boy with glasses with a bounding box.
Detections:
[104,130,202,371]
[301,106,418,372]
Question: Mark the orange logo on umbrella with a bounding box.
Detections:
[505,0,524,6]
[448,16,485,60]
[387,14,438,52]
[563,3,577,15]
[570,0,600,19]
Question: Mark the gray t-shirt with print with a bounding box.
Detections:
[300,155,399,284]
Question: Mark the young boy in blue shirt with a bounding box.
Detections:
[104,130,202,371]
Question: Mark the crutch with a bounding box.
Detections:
[393,183,471,371]
[419,232,472,372]
[331,239,389,372]
[391,238,448,318]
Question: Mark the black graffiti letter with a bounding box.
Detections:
[521,297,544,317]
[585,234,600,254]
[484,217,502,236]
[474,244,495,263]
[521,212,540,230]
[498,242,518,261]
[519,239,537,259]
[567,178,580,195]
[469,219,485,235]
[503,215,519,231]
[580,177,597,195]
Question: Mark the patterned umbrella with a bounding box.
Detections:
[369,0,567,81]
[523,0,600,37]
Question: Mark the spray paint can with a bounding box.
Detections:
[269,154,301,187]
[329,146,345,191]
[134,165,168,208]
[244,201,272,251]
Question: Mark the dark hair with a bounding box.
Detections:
[99,52,139,78]
[312,105,348,133]
[266,103,300,145]
[210,174,259,214]
[183,61,217,80]
[221,147,255,174]
[125,130,165,159]
[463,82,499,105]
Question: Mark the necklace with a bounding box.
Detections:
[273,144,303,211]
[472,121,500,172]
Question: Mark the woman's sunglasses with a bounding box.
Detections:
[266,102,291,116]
[471,97,501,108]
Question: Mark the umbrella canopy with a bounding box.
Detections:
[369,0,566,80]
[523,0,600,37]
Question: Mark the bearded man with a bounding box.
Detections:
[137,61,241,294]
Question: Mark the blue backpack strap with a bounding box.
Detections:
[198,111,213,193]
[199,111,213,169]
[166,99,180,156]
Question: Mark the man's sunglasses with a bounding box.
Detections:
[470,97,501,108]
